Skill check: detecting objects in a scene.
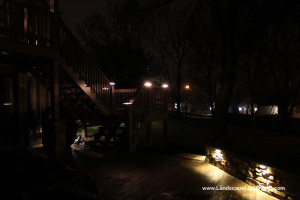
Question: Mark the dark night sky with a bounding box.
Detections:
[59,0,107,39]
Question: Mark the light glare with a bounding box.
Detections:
[144,82,152,87]
[162,84,168,88]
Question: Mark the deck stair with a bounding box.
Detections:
[0,1,168,151]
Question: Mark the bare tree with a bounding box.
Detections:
[264,12,300,135]
[78,0,152,88]
[145,0,197,115]
[205,0,300,137]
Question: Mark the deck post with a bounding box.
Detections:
[110,83,115,113]
[146,88,152,146]
[50,59,67,158]
[50,60,60,119]
[126,105,134,151]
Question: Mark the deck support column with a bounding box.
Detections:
[146,87,153,146]
[50,59,68,159]
[50,60,60,119]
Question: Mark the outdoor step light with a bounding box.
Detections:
[123,99,134,105]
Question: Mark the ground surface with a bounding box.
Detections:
[70,149,277,200]
[23,115,300,199]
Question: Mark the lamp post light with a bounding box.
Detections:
[162,83,168,88]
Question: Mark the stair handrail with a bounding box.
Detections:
[57,17,113,107]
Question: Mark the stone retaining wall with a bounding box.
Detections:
[205,145,299,200]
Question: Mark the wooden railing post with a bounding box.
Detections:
[147,87,152,115]
[163,88,168,144]
[110,83,115,112]
[126,105,134,152]
[146,87,152,145]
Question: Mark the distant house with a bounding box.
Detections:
[231,103,300,118]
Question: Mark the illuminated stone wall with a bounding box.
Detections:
[205,145,299,200]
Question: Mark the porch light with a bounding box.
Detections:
[144,81,152,87]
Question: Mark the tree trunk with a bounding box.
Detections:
[214,80,235,137]
[175,95,181,115]
[250,95,256,129]
[211,0,237,138]
[176,66,182,116]
[278,105,290,136]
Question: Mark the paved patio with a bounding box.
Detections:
[70,149,278,200]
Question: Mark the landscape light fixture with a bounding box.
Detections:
[213,149,224,162]
[144,81,152,87]
[185,84,190,89]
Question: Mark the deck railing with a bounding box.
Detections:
[130,87,167,114]
[0,1,54,46]
[114,88,137,111]
[126,86,168,150]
